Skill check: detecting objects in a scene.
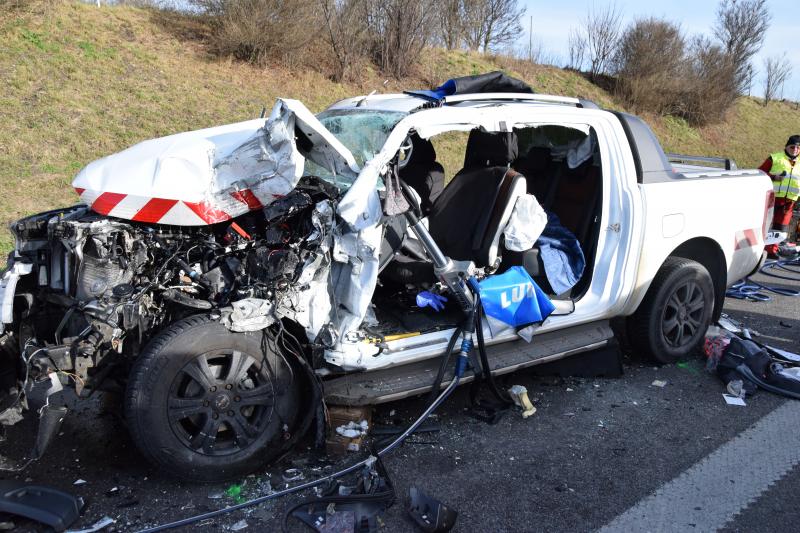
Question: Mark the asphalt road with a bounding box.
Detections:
[1,267,799,532]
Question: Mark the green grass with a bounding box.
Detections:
[1,0,797,257]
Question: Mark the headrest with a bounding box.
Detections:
[566,133,597,169]
[521,146,551,172]
[464,129,519,169]
[408,133,436,166]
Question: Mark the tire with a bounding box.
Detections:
[628,257,714,364]
[125,315,302,482]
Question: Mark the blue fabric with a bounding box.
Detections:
[536,212,586,295]
[406,80,457,102]
[478,266,555,327]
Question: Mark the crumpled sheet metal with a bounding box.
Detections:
[73,100,307,225]
[221,298,276,332]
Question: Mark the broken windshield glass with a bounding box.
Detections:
[304,109,407,190]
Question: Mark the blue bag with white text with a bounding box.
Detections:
[478,266,555,327]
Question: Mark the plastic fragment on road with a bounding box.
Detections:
[230,519,248,531]
[723,394,747,406]
[66,516,114,533]
[0,481,84,532]
[651,380,667,387]
[73,479,86,486]
[407,486,457,533]
[507,385,536,418]
[225,484,246,504]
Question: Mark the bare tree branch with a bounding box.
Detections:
[714,0,771,93]
[763,54,792,106]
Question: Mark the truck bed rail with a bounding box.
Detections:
[667,153,737,170]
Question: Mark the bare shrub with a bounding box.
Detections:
[319,0,369,82]
[613,18,685,115]
[462,0,524,53]
[191,0,318,65]
[763,54,792,106]
[573,3,622,80]
[679,36,739,125]
[365,0,434,78]
[435,0,465,50]
[714,0,771,93]
[566,27,585,70]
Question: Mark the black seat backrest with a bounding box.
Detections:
[463,129,519,170]
[513,146,557,205]
[428,167,526,267]
[399,134,445,215]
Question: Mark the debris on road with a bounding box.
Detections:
[651,380,667,388]
[0,481,83,532]
[66,516,114,533]
[229,519,248,531]
[407,486,457,532]
[722,394,746,406]
[507,385,537,418]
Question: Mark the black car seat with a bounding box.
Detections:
[399,134,445,216]
[513,146,562,209]
[426,129,525,268]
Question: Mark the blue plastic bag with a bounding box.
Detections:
[478,266,555,327]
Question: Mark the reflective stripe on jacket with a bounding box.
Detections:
[769,151,800,201]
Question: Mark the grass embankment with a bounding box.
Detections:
[1,1,798,255]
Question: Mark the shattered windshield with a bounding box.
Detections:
[304,109,407,190]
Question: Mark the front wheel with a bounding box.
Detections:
[125,315,302,482]
[628,257,714,364]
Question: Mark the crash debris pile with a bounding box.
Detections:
[704,319,800,404]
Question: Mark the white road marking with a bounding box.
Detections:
[600,401,800,532]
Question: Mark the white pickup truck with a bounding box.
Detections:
[0,74,772,480]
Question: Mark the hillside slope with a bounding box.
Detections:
[1,1,797,254]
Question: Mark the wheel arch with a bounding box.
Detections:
[627,237,727,322]
[668,238,727,321]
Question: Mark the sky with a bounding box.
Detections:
[518,0,796,99]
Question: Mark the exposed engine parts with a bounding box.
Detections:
[7,177,339,396]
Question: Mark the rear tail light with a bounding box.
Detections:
[763,189,775,239]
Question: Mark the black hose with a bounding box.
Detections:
[425,326,462,404]
[473,296,513,405]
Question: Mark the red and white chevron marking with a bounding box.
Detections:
[734,228,760,250]
[75,187,264,225]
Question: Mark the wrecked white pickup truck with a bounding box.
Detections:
[0,73,772,481]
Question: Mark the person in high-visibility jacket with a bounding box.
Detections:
[759,135,800,257]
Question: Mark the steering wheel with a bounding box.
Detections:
[397,135,414,169]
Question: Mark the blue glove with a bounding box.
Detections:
[416,291,447,312]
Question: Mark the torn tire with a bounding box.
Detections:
[124,315,302,482]
[628,257,714,364]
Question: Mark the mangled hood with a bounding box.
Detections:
[72,99,360,225]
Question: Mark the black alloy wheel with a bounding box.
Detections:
[660,279,707,349]
[168,349,275,457]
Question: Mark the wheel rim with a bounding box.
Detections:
[661,279,706,349]
[168,350,276,456]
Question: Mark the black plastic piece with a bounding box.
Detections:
[0,481,83,532]
[407,487,457,532]
[32,405,68,460]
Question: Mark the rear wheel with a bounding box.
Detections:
[125,315,302,482]
[628,257,714,364]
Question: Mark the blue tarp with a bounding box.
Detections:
[478,266,555,327]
